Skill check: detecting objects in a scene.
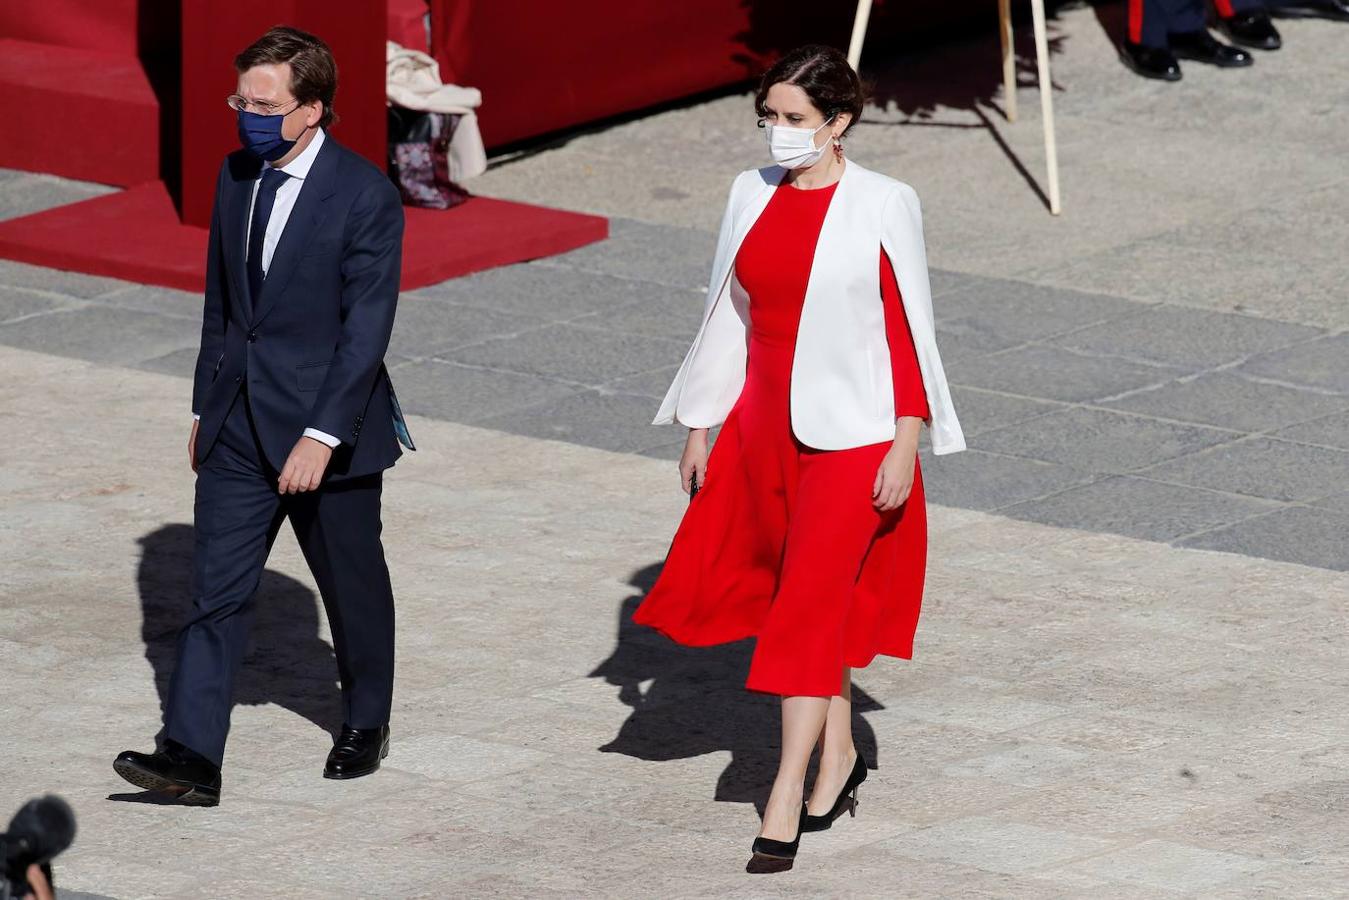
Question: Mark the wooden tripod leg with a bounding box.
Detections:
[848,0,875,71]
[1030,0,1062,215]
[999,0,1017,122]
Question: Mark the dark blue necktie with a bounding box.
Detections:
[246,167,291,303]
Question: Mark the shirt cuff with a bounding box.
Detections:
[303,427,341,448]
[193,413,200,420]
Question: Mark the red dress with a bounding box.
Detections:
[634,179,930,697]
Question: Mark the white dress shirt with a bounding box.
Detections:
[193,128,341,450]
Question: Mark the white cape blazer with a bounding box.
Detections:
[653,160,966,455]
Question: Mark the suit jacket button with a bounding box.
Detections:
[248,332,258,343]
[234,375,242,383]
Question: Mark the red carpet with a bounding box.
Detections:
[0,182,608,293]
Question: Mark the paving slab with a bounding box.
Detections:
[1046,305,1327,372]
[0,306,199,367]
[1074,840,1269,894]
[410,260,673,319]
[390,296,550,359]
[539,217,717,291]
[0,170,115,222]
[0,258,129,299]
[948,344,1184,404]
[915,448,1098,511]
[998,475,1279,543]
[443,322,687,386]
[972,406,1237,472]
[1137,436,1349,504]
[1238,333,1349,396]
[0,283,77,322]
[1178,506,1349,572]
[93,285,202,320]
[383,358,583,427]
[1273,410,1349,452]
[1101,371,1349,434]
[475,389,674,454]
[933,278,1143,344]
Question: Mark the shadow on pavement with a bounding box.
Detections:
[129,524,343,753]
[591,563,881,815]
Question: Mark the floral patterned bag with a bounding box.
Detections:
[387,107,470,210]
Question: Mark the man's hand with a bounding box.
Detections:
[188,419,200,473]
[278,437,334,494]
[25,864,54,900]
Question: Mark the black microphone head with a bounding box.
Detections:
[4,796,76,866]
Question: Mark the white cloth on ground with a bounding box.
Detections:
[386,41,487,182]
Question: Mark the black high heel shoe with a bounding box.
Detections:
[747,804,807,874]
[801,752,867,833]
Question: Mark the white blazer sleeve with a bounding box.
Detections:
[652,173,745,426]
[882,184,966,455]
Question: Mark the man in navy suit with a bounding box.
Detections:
[115,26,413,806]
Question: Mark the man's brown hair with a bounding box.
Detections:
[234,25,338,129]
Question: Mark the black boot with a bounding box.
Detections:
[1269,0,1349,21]
[1169,30,1255,66]
[1121,41,1183,81]
[114,740,221,806]
[324,724,390,779]
[1219,12,1283,49]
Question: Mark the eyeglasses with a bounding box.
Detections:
[226,95,301,116]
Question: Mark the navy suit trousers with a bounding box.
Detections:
[164,390,395,766]
[1133,0,1266,47]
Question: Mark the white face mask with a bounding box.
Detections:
[764,116,835,170]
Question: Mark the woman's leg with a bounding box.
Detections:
[759,695,830,840]
[808,666,858,814]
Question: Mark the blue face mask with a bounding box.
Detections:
[236,109,298,161]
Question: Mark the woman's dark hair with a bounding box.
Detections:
[235,25,338,129]
[754,44,865,137]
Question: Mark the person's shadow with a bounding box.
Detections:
[591,563,882,814]
[111,524,342,801]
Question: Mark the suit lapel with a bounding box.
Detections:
[222,154,261,320]
[250,138,339,326]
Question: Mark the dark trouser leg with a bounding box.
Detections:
[1131,0,1178,45]
[1215,0,1266,14]
[288,473,395,730]
[1166,0,1211,32]
[164,396,284,767]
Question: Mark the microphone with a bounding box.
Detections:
[2,795,76,896]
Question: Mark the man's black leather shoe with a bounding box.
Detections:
[324,724,390,779]
[1269,0,1349,21]
[1220,12,1282,49]
[1121,42,1183,81]
[113,741,221,806]
[1169,30,1254,66]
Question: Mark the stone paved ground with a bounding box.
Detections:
[2,3,1348,897]
[5,346,1349,899]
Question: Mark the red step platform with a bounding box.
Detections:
[0,38,160,186]
[0,182,608,292]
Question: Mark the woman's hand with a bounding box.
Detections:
[679,428,710,495]
[873,417,922,511]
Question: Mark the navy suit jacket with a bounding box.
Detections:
[191,136,412,481]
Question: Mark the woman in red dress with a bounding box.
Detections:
[636,45,965,873]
